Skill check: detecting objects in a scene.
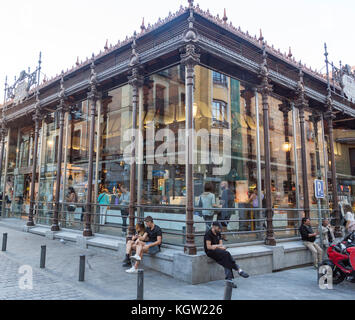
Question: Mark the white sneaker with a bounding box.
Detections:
[126,266,138,274]
[130,254,141,261]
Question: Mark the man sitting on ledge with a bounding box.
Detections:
[299,217,323,269]
[204,222,249,288]
[124,216,162,274]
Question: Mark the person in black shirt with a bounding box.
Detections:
[125,216,162,274]
[299,217,323,268]
[204,222,249,288]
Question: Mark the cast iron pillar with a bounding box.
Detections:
[28,92,42,227]
[51,73,67,232]
[180,7,200,255]
[309,113,322,180]
[127,32,144,240]
[279,101,294,227]
[0,120,6,214]
[324,95,342,237]
[295,66,310,219]
[83,55,99,237]
[258,42,276,246]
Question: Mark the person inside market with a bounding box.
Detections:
[204,221,249,288]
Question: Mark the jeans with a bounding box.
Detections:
[224,262,241,280]
[203,215,214,232]
[121,210,129,233]
[100,206,108,225]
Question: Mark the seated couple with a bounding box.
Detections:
[123,216,162,274]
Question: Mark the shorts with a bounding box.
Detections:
[146,242,160,255]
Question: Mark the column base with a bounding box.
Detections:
[26,221,35,227]
[83,229,93,237]
[51,225,60,232]
[265,237,276,246]
[184,244,197,255]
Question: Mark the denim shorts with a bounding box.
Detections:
[146,242,160,255]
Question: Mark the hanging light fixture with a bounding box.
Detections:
[282,141,292,152]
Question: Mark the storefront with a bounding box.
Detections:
[1,1,355,253]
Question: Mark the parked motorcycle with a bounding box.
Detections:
[320,232,355,284]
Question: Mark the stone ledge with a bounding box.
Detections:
[19,222,313,284]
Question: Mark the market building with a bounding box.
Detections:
[0,1,354,281]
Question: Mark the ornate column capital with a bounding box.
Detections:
[87,54,99,102]
[57,72,69,114]
[128,67,144,88]
[127,32,144,88]
[180,8,200,68]
[294,65,309,109]
[33,92,44,123]
[257,43,273,97]
[278,100,292,115]
[309,111,321,124]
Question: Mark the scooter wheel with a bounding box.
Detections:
[320,260,346,285]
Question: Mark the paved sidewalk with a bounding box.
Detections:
[0,222,354,300]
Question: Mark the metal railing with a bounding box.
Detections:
[2,200,335,247]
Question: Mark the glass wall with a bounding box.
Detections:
[61,101,91,229]
[333,127,355,214]
[37,115,58,225]
[4,62,352,248]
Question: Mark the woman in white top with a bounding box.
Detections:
[199,183,218,232]
[343,204,355,235]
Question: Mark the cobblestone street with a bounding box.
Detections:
[0,254,92,300]
[0,222,354,300]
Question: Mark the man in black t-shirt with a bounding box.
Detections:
[204,222,249,288]
[125,216,162,274]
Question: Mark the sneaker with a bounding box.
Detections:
[130,254,141,261]
[122,261,131,268]
[238,270,250,278]
[126,266,138,274]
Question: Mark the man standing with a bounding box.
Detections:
[299,217,323,268]
[218,181,235,241]
[119,185,130,236]
[204,222,249,288]
[125,216,162,273]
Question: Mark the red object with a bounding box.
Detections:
[326,242,355,278]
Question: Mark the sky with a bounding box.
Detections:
[0,0,354,102]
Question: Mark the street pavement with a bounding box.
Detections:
[0,222,354,300]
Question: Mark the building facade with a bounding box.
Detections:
[1,1,355,254]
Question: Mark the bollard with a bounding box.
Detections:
[79,255,85,282]
[224,280,233,300]
[40,245,46,269]
[137,269,144,300]
[2,233,7,252]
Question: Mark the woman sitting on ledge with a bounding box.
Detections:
[123,216,162,274]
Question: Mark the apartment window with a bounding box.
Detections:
[212,71,228,87]
[212,100,228,126]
